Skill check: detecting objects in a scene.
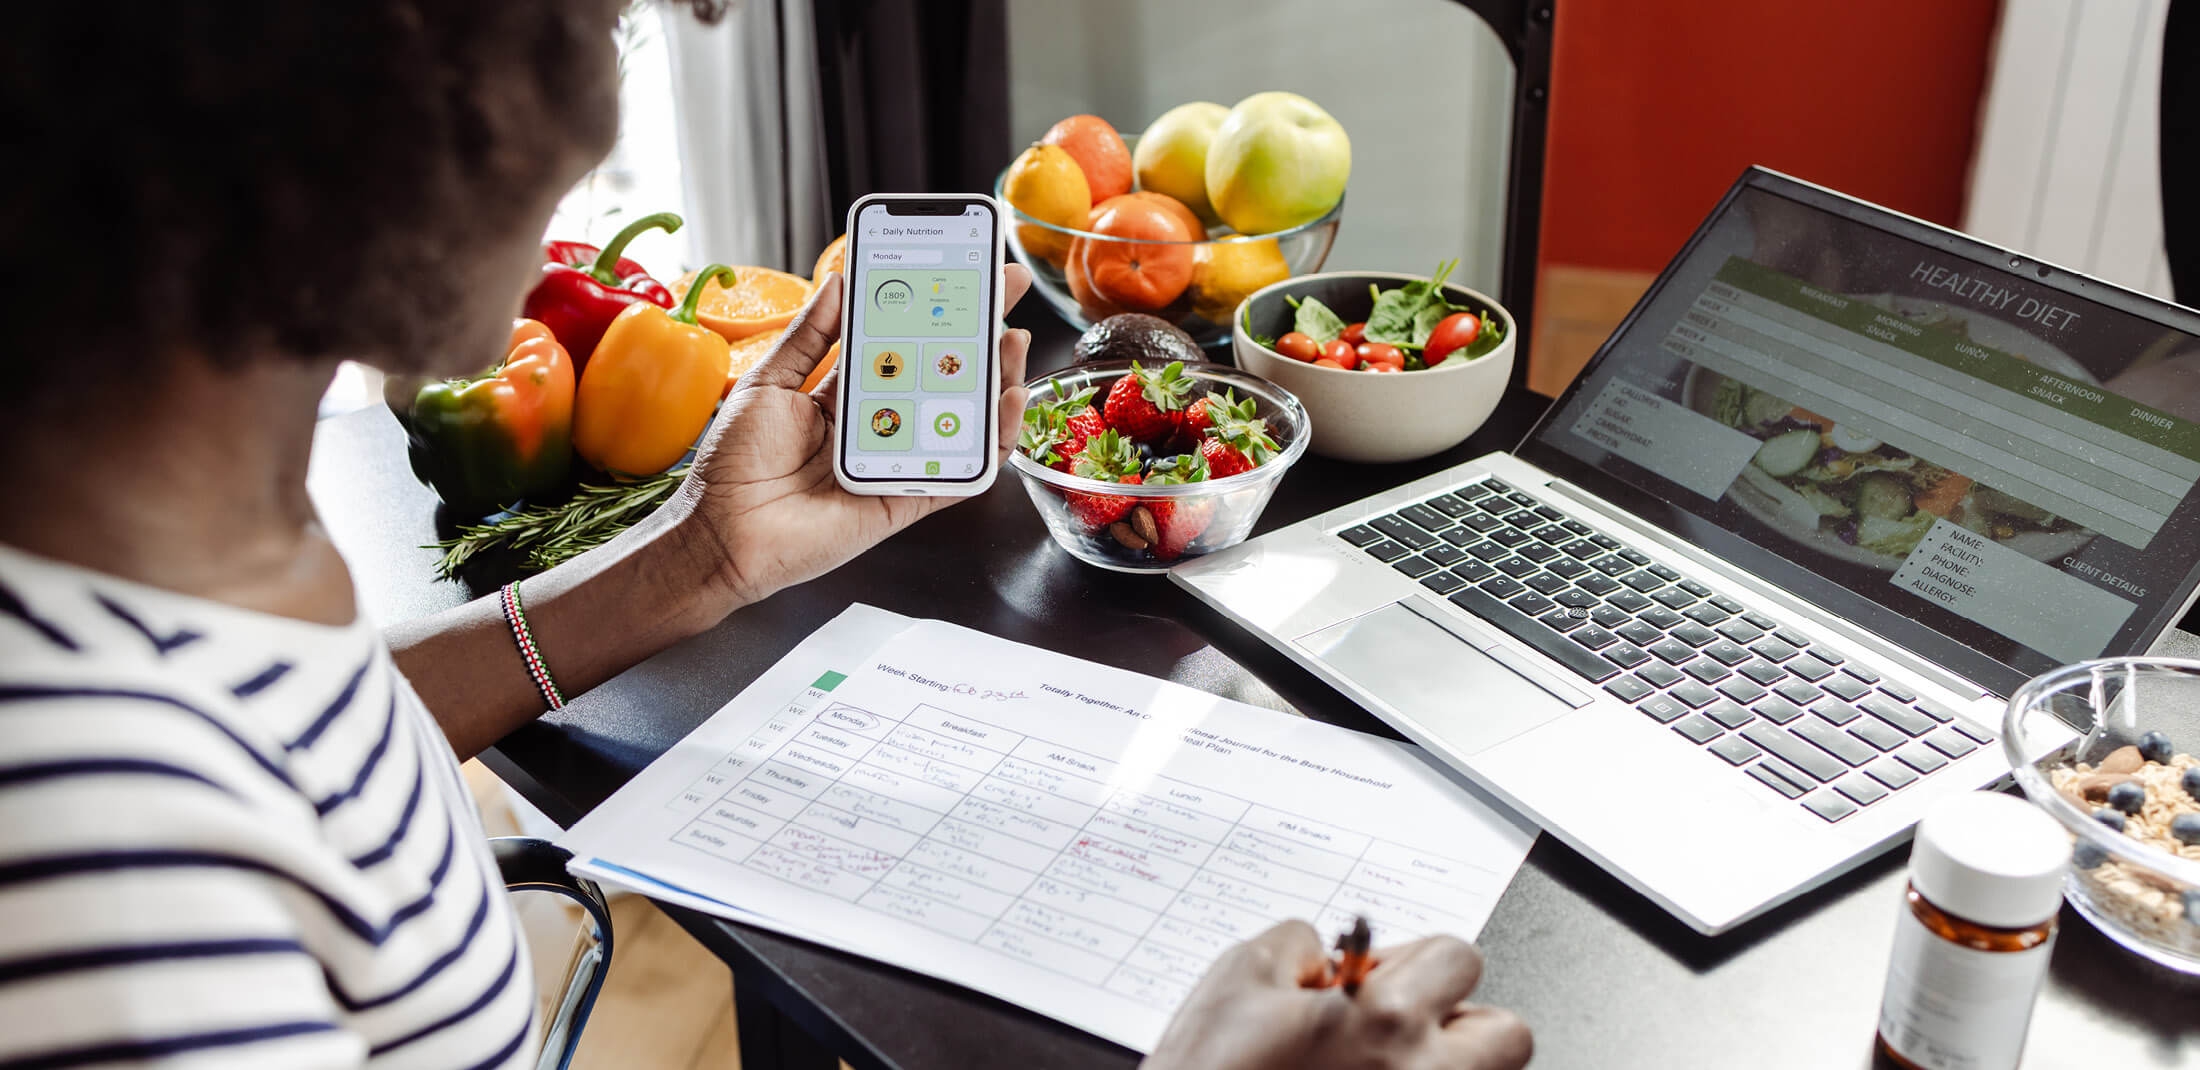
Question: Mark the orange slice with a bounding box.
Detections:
[802,341,840,394]
[721,330,783,397]
[812,235,848,283]
[672,266,816,343]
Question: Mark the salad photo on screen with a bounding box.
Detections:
[1693,370,2092,568]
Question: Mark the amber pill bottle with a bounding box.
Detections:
[1875,792,2069,1070]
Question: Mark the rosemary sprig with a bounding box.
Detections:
[430,467,688,580]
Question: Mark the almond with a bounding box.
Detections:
[2099,745,2145,775]
[1130,505,1158,545]
[1110,521,1150,550]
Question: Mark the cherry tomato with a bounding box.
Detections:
[1422,311,1483,366]
[1311,358,1346,369]
[1320,339,1359,368]
[1355,342,1405,370]
[1274,331,1319,362]
[1339,321,1367,345]
[1367,363,1402,373]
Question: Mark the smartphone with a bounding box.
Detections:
[833,193,1005,496]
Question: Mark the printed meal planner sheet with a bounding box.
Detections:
[557,604,1538,1052]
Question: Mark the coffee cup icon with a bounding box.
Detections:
[873,349,905,380]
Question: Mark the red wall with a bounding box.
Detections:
[1540,0,2003,274]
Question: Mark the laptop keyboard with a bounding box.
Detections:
[1336,477,1996,824]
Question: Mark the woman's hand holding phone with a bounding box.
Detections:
[667,266,1033,612]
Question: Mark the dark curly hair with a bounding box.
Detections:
[0,1,688,401]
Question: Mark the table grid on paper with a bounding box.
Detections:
[662,688,1502,1010]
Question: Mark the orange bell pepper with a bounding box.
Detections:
[391,319,575,519]
[574,264,738,476]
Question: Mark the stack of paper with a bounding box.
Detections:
[557,605,1538,1052]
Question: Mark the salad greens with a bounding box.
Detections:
[1253,261,1508,362]
[1285,293,1348,345]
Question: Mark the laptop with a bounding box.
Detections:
[1175,167,2200,935]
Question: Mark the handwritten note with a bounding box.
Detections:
[559,605,1538,1052]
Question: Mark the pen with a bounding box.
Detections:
[1332,915,1374,994]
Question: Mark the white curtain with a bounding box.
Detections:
[1964,0,2171,298]
[663,0,834,274]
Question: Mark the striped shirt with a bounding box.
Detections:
[0,545,535,1068]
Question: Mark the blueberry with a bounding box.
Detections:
[2185,765,2200,802]
[2106,780,2148,815]
[2092,807,2127,833]
[2138,730,2175,764]
[2174,813,2200,846]
[2074,842,2109,869]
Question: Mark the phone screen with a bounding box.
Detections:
[840,199,1000,484]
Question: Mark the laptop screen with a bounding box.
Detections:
[1521,171,2200,696]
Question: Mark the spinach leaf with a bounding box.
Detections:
[1291,295,1347,344]
[1363,259,1460,349]
[1465,310,1506,358]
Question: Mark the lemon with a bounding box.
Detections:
[1003,144,1092,266]
[1190,238,1288,323]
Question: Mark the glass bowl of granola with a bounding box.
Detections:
[2005,658,2200,973]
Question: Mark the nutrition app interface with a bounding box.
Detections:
[846,203,994,481]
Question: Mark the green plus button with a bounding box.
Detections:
[933,412,962,437]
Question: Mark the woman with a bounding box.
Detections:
[0,3,1529,1068]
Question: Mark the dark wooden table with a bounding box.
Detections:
[309,309,2200,1070]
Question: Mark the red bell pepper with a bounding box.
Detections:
[523,211,682,371]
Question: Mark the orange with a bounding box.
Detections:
[671,266,816,343]
[811,234,847,282]
[801,341,839,394]
[1129,190,1207,242]
[719,330,782,397]
[1064,236,1129,321]
[1041,115,1133,202]
[1002,144,1090,266]
[1081,194,1196,312]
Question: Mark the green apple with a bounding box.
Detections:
[1205,91,1350,236]
[1133,101,1229,226]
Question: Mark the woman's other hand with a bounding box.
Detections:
[1141,921,1531,1070]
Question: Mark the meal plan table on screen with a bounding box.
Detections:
[1663,257,2200,548]
[558,605,1538,1052]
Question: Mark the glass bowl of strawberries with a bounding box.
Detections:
[1011,359,1309,573]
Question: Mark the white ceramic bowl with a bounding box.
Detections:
[1231,271,1516,463]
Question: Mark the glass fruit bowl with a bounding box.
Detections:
[993,137,1342,348]
[2004,657,2200,974]
[1008,360,1308,573]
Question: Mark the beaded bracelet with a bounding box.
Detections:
[500,581,565,711]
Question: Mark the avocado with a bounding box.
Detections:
[1074,314,1203,366]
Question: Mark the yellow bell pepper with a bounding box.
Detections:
[573,263,738,476]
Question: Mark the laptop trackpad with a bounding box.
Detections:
[1298,602,1575,756]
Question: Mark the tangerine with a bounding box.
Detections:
[1128,190,1207,242]
[1063,236,1130,321]
[1002,144,1090,266]
[670,266,815,343]
[1040,115,1133,202]
[1081,195,1195,312]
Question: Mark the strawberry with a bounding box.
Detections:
[1066,429,1144,531]
[1176,388,1255,443]
[1063,406,1107,458]
[1102,360,1196,443]
[1017,384,1098,471]
[1144,450,1213,560]
[1199,437,1255,479]
[1198,400,1280,479]
[1149,497,1214,560]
